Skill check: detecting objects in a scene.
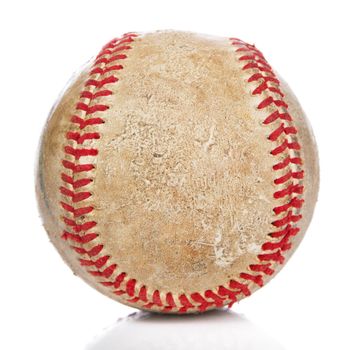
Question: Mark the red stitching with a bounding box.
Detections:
[178,294,195,313]
[62,160,94,173]
[150,290,164,308]
[268,124,297,141]
[76,102,109,115]
[217,286,239,307]
[126,279,136,297]
[79,255,110,268]
[104,272,126,288]
[164,292,176,312]
[270,224,300,238]
[258,96,288,110]
[229,279,251,296]
[274,170,304,185]
[60,202,93,217]
[58,34,305,313]
[89,264,117,278]
[85,75,118,89]
[90,65,123,75]
[240,273,264,287]
[66,131,101,144]
[71,115,105,130]
[190,293,217,312]
[62,231,98,244]
[80,90,112,99]
[258,251,285,264]
[263,110,292,124]
[61,173,92,188]
[72,244,103,257]
[60,186,91,202]
[63,213,96,229]
[64,145,98,160]
[249,263,274,275]
[271,140,301,156]
[95,55,127,66]
[272,156,302,171]
[272,210,302,227]
[127,286,148,304]
[273,197,304,215]
[274,183,304,199]
[230,38,304,288]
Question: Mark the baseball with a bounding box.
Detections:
[36,30,319,313]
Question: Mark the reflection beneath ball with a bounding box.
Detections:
[85,309,284,350]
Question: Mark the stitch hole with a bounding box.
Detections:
[84,179,94,185]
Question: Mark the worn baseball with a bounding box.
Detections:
[36,30,319,313]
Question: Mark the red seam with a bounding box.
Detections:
[59,34,304,313]
[59,36,134,303]
[230,38,304,288]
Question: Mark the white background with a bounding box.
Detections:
[0,0,354,349]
